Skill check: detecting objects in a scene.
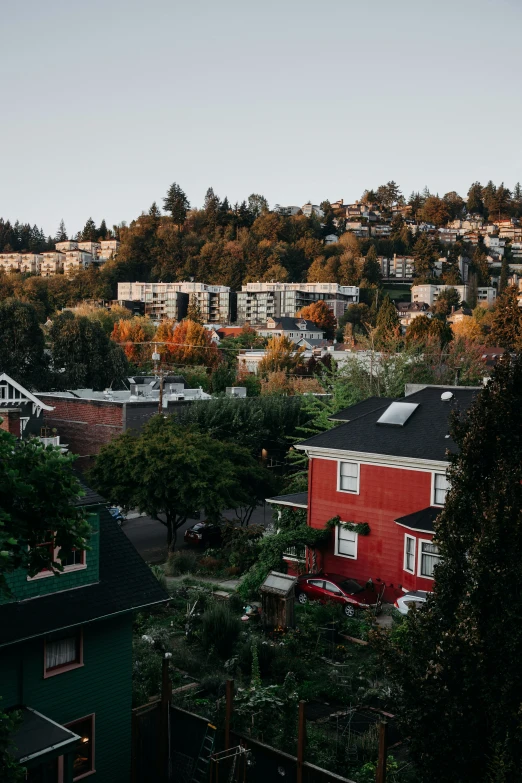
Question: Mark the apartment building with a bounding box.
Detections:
[301,203,323,218]
[379,255,415,281]
[412,284,497,307]
[236,282,359,323]
[40,252,65,276]
[0,253,41,274]
[117,282,236,323]
[56,240,120,261]
[64,250,93,275]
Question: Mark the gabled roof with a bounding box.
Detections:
[297,386,479,463]
[0,373,54,412]
[266,492,308,509]
[329,397,394,422]
[261,317,324,333]
[0,502,168,648]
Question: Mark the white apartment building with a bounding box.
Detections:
[0,253,41,274]
[40,252,65,276]
[117,281,235,323]
[64,250,93,276]
[412,284,497,307]
[236,282,359,324]
[301,203,324,218]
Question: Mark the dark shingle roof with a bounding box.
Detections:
[298,386,479,462]
[329,397,394,422]
[262,318,323,333]
[0,506,169,648]
[395,506,440,533]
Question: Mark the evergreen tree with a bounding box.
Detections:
[361,245,382,284]
[489,285,521,349]
[374,295,400,345]
[55,219,68,242]
[412,233,438,281]
[379,354,522,782]
[163,182,189,229]
[203,187,220,232]
[81,217,98,241]
[466,182,484,215]
[98,219,108,239]
[498,255,510,293]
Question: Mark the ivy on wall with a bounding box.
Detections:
[324,515,371,537]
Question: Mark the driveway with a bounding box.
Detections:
[123,504,273,564]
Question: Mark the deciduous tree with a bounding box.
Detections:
[160,318,220,367]
[489,285,522,349]
[258,335,306,377]
[0,299,48,388]
[297,300,337,338]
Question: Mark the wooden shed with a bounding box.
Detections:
[259,571,297,630]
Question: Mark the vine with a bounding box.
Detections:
[324,515,371,537]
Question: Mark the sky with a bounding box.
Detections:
[2,0,522,236]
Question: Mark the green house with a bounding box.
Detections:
[0,487,168,782]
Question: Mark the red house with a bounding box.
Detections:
[270,385,479,603]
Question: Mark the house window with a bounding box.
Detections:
[44,629,83,676]
[404,535,415,574]
[65,715,95,780]
[418,540,441,579]
[335,526,358,559]
[339,461,359,493]
[433,473,449,506]
[0,385,7,400]
[29,537,86,580]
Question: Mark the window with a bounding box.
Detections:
[308,579,324,588]
[29,535,86,580]
[44,629,83,676]
[0,385,7,400]
[433,473,450,506]
[335,526,358,559]
[339,461,359,493]
[65,715,95,780]
[404,535,415,574]
[324,581,342,595]
[418,540,441,579]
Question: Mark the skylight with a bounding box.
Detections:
[377,401,419,426]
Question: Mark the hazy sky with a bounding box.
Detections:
[2,0,522,236]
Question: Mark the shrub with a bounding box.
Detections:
[227,592,246,614]
[198,556,220,572]
[165,550,199,576]
[150,564,167,591]
[132,637,163,706]
[200,603,242,658]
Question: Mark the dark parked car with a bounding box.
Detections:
[296,572,382,617]
[184,521,223,548]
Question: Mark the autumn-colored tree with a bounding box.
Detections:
[451,317,483,342]
[296,300,337,338]
[111,316,154,362]
[489,285,522,349]
[306,256,339,283]
[159,318,220,368]
[419,195,451,226]
[258,335,305,377]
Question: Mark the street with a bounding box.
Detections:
[123,504,273,563]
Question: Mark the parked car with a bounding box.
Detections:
[394,591,428,615]
[108,506,127,526]
[296,572,382,617]
[184,521,223,548]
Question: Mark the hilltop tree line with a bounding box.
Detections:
[1,179,521,311]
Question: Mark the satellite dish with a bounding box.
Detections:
[441,391,453,401]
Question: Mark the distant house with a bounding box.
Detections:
[395,301,431,328]
[0,487,168,781]
[447,307,473,325]
[301,203,323,218]
[255,317,325,342]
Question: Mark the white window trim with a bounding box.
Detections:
[431,471,449,507]
[403,534,416,574]
[337,460,360,494]
[417,537,440,580]
[27,545,87,581]
[334,524,358,560]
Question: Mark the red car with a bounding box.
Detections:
[296,573,382,617]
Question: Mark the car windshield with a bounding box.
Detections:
[340,579,364,595]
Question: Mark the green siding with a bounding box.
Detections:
[0,511,100,605]
[0,615,133,783]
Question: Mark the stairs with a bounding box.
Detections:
[191,723,216,783]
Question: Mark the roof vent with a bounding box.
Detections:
[441,391,454,402]
[377,401,419,427]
